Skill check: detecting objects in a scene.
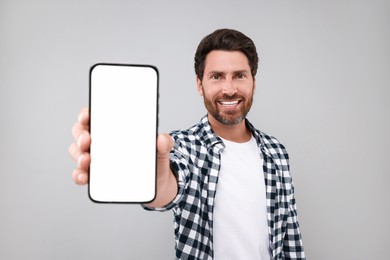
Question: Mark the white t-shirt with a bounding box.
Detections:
[213,136,270,260]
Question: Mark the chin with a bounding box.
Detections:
[216,113,246,126]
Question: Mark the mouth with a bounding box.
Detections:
[218,100,240,106]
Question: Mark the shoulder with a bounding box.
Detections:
[169,115,221,149]
[169,122,202,146]
[246,120,289,160]
[259,131,287,150]
[260,131,289,160]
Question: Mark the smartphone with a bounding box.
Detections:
[88,63,158,203]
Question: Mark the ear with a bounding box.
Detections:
[196,76,204,96]
[253,76,256,92]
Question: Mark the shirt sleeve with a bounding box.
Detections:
[282,182,306,259]
[141,139,189,212]
[262,132,306,259]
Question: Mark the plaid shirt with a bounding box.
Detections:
[144,115,305,259]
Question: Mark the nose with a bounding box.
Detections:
[221,79,237,96]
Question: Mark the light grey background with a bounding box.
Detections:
[1,0,389,259]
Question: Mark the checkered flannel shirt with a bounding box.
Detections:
[143,115,305,259]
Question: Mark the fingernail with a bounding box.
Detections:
[77,173,84,182]
[77,135,83,148]
[78,113,83,122]
[78,154,83,167]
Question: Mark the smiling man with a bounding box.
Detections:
[70,28,305,259]
[197,49,255,140]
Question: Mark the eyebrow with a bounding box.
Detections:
[207,69,250,75]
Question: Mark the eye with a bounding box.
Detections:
[235,73,247,80]
[210,73,222,80]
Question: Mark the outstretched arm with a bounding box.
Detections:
[69,108,178,207]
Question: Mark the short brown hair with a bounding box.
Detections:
[194,28,259,80]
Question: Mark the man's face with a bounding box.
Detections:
[197,50,256,126]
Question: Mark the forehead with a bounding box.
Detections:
[204,50,251,73]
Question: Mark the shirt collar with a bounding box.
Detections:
[197,115,270,157]
[197,115,224,150]
[245,119,272,158]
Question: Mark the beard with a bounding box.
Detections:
[202,92,254,126]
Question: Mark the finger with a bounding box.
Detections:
[72,168,89,185]
[71,108,89,139]
[78,107,90,126]
[69,142,91,171]
[77,152,91,172]
[72,121,88,141]
[76,131,91,152]
[71,122,81,140]
[68,143,80,162]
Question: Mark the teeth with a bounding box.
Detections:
[221,100,239,105]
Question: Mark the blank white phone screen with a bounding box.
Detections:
[89,64,158,203]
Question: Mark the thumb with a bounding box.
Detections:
[157,133,173,160]
[156,133,174,180]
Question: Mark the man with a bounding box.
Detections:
[69,28,305,259]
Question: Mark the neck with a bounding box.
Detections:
[208,114,251,143]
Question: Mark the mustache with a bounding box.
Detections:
[217,94,243,100]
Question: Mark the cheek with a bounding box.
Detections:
[202,88,219,101]
[242,85,255,98]
[198,84,216,99]
[246,89,254,98]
